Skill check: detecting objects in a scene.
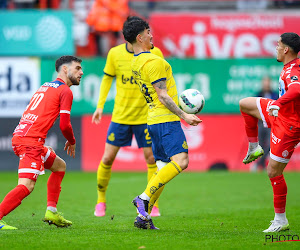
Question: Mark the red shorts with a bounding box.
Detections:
[12,145,56,181]
[257,97,300,163]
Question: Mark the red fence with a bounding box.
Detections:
[81,115,300,172]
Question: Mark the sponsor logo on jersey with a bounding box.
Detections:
[121,74,137,84]
[43,80,64,88]
[291,75,298,82]
[108,133,115,141]
[31,162,37,168]
[271,132,281,144]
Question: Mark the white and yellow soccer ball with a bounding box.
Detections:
[178,89,205,114]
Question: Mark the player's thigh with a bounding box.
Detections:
[102,143,120,165]
[48,155,66,172]
[239,97,263,120]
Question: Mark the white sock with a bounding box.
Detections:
[274,212,287,222]
[47,206,57,213]
[249,142,259,152]
[139,193,150,201]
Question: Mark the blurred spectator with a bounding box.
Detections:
[274,0,300,8]
[251,76,278,172]
[12,0,36,8]
[236,0,269,10]
[86,0,129,56]
[0,0,8,8]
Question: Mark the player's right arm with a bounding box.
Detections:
[92,48,116,124]
[153,80,201,126]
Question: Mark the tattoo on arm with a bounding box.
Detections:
[155,81,166,90]
[154,80,185,118]
[162,95,184,118]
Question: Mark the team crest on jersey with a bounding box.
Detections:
[282,150,289,158]
[108,133,115,141]
[182,141,188,149]
[291,75,298,82]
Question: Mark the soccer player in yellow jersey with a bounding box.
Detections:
[123,17,202,229]
[92,17,164,217]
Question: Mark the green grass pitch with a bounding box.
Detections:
[1,171,300,249]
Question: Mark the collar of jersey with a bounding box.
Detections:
[50,78,66,85]
[126,43,134,54]
[284,58,298,67]
[134,51,151,56]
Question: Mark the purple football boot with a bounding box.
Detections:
[132,196,150,220]
[134,216,159,230]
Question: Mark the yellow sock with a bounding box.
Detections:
[147,163,160,209]
[149,177,165,213]
[144,161,182,198]
[97,161,112,203]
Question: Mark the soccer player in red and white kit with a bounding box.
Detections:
[239,32,300,232]
[0,56,83,230]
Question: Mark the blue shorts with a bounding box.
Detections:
[106,122,152,148]
[148,121,188,162]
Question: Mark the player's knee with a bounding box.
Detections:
[239,98,249,111]
[267,164,282,178]
[145,154,155,164]
[102,156,114,165]
[56,158,66,172]
[20,180,35,193]
[177,156,189,171]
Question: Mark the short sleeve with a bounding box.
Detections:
[146,58,167,85]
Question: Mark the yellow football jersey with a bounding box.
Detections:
[102,43,163,125]
[131,52,180,125]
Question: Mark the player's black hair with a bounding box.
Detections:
[123,16,149,44]
[281,32,300,54]
[55,55,82,72]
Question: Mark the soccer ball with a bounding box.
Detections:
[178,89,205,114]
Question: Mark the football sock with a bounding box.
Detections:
[0,184,30,220]
[47,206,57,213]
[270,175,287,214]
[241,111,258,142]
[249,142,259,152]
[47,171,65,208]
[274,212,287,222]
[144,161,182,198]
[147,163,160,208]
[97,161,112,203]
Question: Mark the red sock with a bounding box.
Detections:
[47,171,65,208]
[0,184,30,220]
[270,175,287,213]
[241,111,258,142]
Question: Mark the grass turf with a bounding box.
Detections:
[1,171,300,249]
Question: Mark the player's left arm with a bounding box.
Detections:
[270,74,300,116]
[59,87,76,157]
